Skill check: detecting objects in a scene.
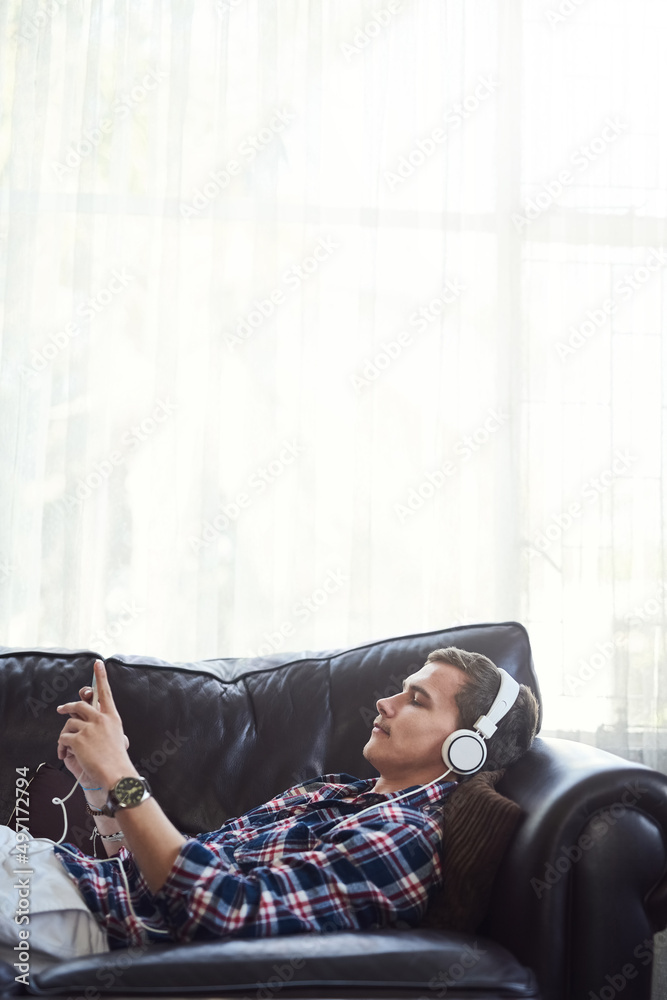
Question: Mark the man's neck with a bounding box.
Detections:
[374,777,405,794]
[374,771,453,795]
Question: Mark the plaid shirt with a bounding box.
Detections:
[53,773,455,949]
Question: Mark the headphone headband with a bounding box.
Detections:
[473,668,520,739]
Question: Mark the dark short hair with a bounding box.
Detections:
[425,646,539,772]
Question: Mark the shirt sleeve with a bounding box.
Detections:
[148,811,443,943]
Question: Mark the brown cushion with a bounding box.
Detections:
[7,762,101,856]
[422,769,522,932]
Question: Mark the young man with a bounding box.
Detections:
[1,648,538,965]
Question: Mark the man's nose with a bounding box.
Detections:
[376,693,398,716]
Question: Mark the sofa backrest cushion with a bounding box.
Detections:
[0,621,540,834]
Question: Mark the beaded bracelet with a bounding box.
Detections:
[90,828,125,850]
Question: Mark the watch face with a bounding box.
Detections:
[114,777,148,807]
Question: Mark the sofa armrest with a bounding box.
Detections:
[486,736,667,1000]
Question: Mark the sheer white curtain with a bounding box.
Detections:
[1,0,665,765]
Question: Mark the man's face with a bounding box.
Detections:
[362,660,468,790]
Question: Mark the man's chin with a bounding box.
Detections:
[362,736,385,769]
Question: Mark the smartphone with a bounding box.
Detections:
[91,669,99,709]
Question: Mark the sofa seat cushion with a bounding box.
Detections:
[28,928,539,997]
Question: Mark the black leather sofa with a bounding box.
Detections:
[1,621,667,1000]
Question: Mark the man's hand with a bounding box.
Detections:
[59,673,130,789]
[57,659,136,790]
[58,659,188,889]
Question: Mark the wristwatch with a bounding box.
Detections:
[98,776,153,818]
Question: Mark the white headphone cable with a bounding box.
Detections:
[31,772,171,936]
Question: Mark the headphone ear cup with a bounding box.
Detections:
[441,729,487,776]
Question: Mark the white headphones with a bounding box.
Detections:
[440,667,520,775]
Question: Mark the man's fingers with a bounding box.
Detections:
[93,659,116,713]
[57,729,76,751]
[124,735,130,749]
[56,700,96,717]
[58,718,83,737]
